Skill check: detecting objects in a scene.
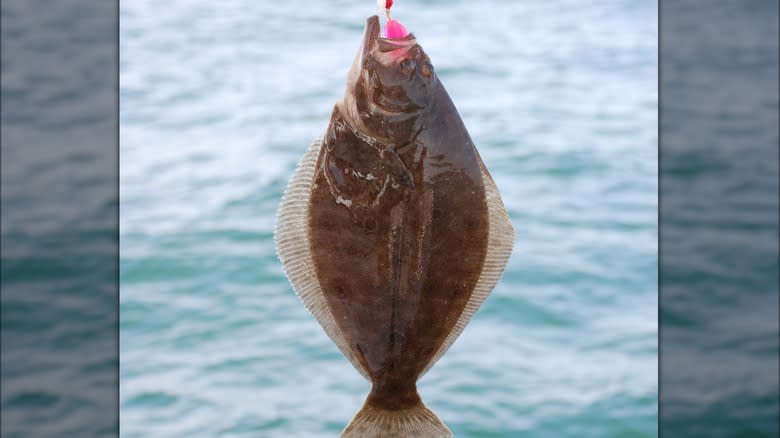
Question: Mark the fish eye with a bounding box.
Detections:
[421,60,434,78]
[400,58,416,73]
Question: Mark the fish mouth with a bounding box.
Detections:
[362,15,416,55]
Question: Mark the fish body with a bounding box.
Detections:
[275,15,515,437]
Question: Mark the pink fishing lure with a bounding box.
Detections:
[384,19,408,39]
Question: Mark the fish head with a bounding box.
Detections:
[341,15,438,144]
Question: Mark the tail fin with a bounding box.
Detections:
[341,400,452,438]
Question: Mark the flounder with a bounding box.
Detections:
[275,15,515,437]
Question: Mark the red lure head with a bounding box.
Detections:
[382,0,407,39]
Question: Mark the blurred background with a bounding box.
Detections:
[120,0,658,436]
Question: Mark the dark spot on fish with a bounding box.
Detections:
[394,170,413,189]
[363,216,376,230]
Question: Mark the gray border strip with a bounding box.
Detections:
[1,0,119,436]
[659,0,779,436]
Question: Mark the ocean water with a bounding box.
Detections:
[119,0,658,436]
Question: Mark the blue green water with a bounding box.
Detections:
[120,0,658,436]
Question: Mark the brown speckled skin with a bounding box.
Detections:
[308,16,488,410]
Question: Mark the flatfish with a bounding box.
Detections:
[275,15,515,437]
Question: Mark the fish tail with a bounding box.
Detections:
[341,399,452,438]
